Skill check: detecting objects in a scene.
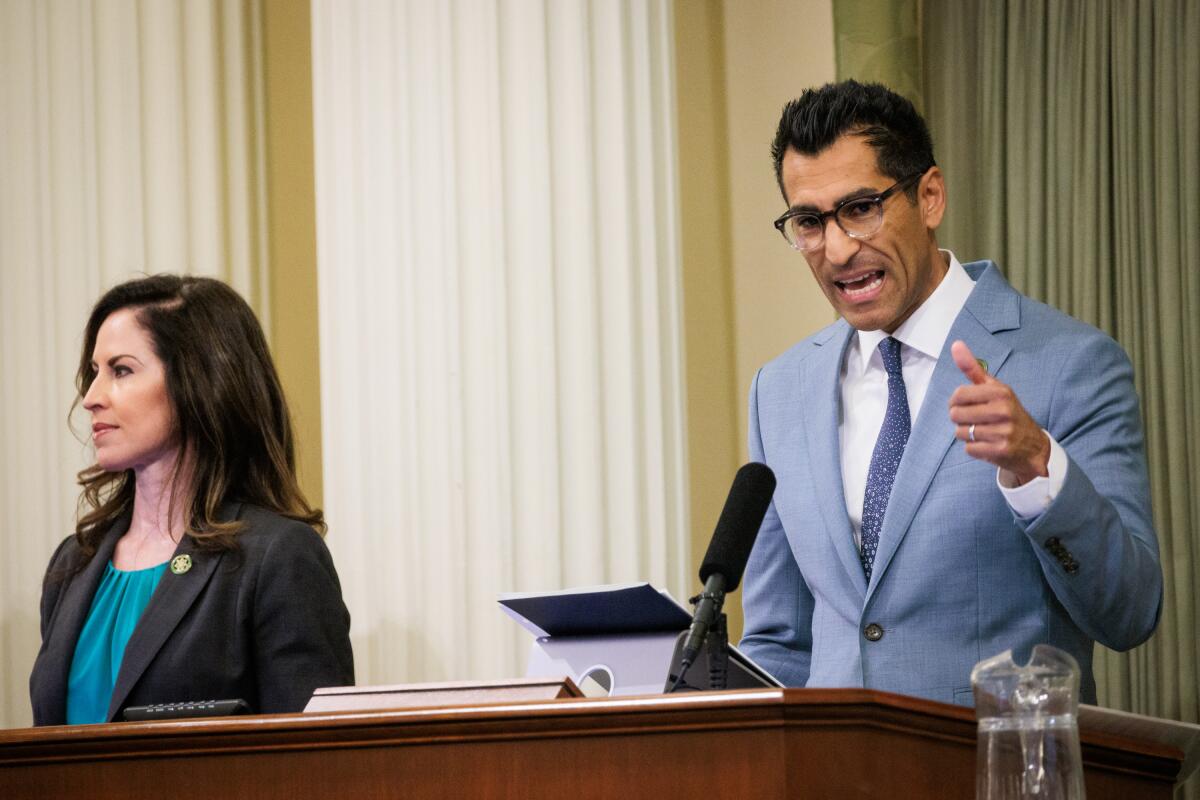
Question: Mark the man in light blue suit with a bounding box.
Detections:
[738,81,1161,705]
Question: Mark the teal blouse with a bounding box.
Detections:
[66,560,168,724]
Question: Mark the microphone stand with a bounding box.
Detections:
[664,595,730,693]
[706,612,729,690]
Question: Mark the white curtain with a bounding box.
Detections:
[0,0,267,728]
[311,0,690,686]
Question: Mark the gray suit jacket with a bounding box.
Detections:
[30,503,354,724]
[739,261,1162,705]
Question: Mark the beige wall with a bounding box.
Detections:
[722,0,838,440]
[674,0,740,621]
[675,0,836,638]
[261,0,323,509]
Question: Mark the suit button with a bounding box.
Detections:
[864,623,884,642]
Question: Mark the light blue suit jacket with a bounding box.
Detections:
[739,261,1162,705]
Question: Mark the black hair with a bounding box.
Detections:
[771,80,935,201]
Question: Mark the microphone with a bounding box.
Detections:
[676,462,776,682]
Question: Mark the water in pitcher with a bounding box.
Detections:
[972,645,1086,799]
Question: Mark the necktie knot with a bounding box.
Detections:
[879,337,903,377]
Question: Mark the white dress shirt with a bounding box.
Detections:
[839,252,1066,548]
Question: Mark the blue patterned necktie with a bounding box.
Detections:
[860,336,910,581]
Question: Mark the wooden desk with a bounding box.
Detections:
[0,688,1183,799]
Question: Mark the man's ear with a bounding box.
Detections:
[919,166,947,229]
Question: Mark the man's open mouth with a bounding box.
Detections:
[835,270,884,298]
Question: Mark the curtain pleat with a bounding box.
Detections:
[310,0,689,689]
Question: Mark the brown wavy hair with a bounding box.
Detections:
[73,274,324,560]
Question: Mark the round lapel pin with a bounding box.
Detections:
[170,554,193,575]
[976,358,989,375]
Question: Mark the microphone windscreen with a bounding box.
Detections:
[699,462,776,592]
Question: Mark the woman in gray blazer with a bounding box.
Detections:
[30,275,354,725]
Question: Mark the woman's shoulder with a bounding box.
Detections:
[40,533,91,601]
[231,503,328,553]
[226,504,341,591]
[50,532,82,558]
[45,533,85,574]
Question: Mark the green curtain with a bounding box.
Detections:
[837,0,1199,793]
[832,0,924,110]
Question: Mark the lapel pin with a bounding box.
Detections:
[170,554,193,575]
[976,358,989,375]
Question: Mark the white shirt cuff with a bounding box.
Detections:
[996,431,1067,519]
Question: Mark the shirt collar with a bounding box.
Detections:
[850,250,975,372]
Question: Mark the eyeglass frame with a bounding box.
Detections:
[772,169,929,252]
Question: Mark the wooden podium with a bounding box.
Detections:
[0,687,1184,799]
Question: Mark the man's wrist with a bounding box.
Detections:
[1003,432,1052,486]
[998,433,1067,518]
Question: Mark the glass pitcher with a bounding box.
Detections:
[971,644,1085,799]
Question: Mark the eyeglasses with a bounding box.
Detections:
[773,171,926,252]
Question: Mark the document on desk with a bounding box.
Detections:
[498,583,692,638]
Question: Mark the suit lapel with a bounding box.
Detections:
[865,264,1019,599]
[38,518,127,723]
[799,322,868,595]
[106,504,239,720]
